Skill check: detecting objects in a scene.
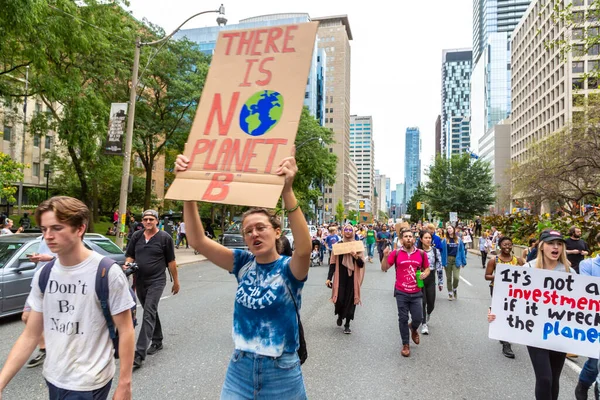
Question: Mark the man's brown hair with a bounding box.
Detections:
[35,196,90,231]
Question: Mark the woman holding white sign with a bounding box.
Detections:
[175,153,312,400]
[490,229,573,400]
[326,224,365,334]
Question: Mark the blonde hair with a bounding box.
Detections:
[534,241,571,272]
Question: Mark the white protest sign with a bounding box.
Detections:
[490,265,600,358]
[449,212,458,222]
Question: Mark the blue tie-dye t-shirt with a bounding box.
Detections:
[231,250,306,357]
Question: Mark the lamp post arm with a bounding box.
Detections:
[142,9,222,47]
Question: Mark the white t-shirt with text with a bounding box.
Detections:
[27,252,135,391]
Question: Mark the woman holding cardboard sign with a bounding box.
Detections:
[175,153,312,400]
[326,224,365,334]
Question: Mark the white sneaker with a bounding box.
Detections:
[421,323,429,335]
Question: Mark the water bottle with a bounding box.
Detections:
[416,270,424,288]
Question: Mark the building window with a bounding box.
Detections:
[330,118,334,123]
[305,92,309,99]
[573,44,585,56]
[45,135,52,149]
[32,162,40,177]
[573,28,584,39]
[33,134,40,147]
[35,103,42,114]
[44,164,50,175]
[573,78,585,90]
[589,77,599,89]
[3,126,12,141]
[151,180,156,191]
[329,148,333,153]
[589,45,600,56]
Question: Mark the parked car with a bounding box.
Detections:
[220,223,247,249]
[307,225,317,237]
[282,229,294,250]
[0,233,126,318]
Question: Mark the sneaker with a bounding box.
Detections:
[575,381,588,400]
[343,326,352,334]
[401,344,410,357]
[336,316,343,327]
[133,355,143,369]
[502,342,515,359]
[147,343,163,355]
[421,323,429,335]
[26,350,46,368]
[448,293,454,301]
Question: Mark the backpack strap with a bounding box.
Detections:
[38,259,57,293]
[95,257,119,349]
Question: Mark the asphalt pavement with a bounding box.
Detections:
[0,251,586,399]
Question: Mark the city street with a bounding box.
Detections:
[0,252,584,399]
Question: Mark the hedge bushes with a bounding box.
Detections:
[481,213,600,252]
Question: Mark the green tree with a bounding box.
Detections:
[133,37,211,209]
[0,153,25,203]
[406,184,426,223]
[291,107,337,219]
[347,210,358,222]
[424,153,495,219]
[335,199,345,223]
[378,210,388,221]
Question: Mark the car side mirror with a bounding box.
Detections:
[14,261,37,273]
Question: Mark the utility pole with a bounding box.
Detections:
[17,66,30,216]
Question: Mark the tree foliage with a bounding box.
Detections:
[133,38,211,209]
[0,153,25,203]
[406,184,426,223]
[511,99,600,215]
[335,199,345,224]
[424,153,495,219]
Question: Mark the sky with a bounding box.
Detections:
[125,0,472,187]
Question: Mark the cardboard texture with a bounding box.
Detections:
[165,23,319,207]
[333,241,366,256]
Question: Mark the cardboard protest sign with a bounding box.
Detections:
[165,23,319,207]
[490,265,600,358]
[333,241,365,256]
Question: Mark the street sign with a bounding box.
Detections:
[105,103,128,155]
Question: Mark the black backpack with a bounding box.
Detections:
[38,257,137,359]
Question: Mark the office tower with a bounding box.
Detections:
[350,115,375,205]
[478,119,511,213]
[435,115,442,156]
[175,13,326,123]
[511,0,600,163]
[442,49,472,157]
[385,177,391,211]
[404,127,421,203]
[470,0,531,153]
[314,15,353,215]
[396,183,406,214]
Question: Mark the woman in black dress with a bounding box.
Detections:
[326,224,365,334]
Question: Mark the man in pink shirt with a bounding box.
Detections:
[382,229,430,357]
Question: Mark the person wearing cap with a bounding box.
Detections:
[523,229,574,400]
[125,209,179,369]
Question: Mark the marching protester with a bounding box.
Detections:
[575,232,600,400]
[522,238,538,262]
[381,228,430,357]
[441,225,467,300]
[366,224,376,263]
[565,226,589,274]
[125,209,179,369]
[0,218,14,235]
[326,224,365,334]
[484,236,524,359]
[479,230,491,268]
[496,229,573,400]
[377,224,392,262]
[176,153,312,399]
[0,196,135,399]
[416,230,443,335]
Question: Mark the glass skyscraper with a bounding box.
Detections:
[471,0,531,153]
[174,13,326,123]
[404,127,421,203]
[441,49,472,157]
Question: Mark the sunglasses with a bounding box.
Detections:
[343,228,353,232]
[142,218,156,222]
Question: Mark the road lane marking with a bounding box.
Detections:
[460,276,473,286]
[136,295,171,309]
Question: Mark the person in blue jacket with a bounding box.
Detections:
[440,225,467,301]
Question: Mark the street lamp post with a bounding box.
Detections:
[115,5,226,249]
[44,168,52,200]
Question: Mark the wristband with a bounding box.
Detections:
[285,201,300,213]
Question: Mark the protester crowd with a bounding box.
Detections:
[1,172,599,400]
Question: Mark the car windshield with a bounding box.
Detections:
[225,223,241,234]
[89,239,123,255]
[0,242,25,268]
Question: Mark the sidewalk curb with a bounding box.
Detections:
[178,256,208,266]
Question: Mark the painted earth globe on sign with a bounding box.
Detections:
[239,90,284,136]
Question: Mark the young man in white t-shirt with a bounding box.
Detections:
[0,196,135,400]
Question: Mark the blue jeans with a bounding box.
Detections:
[580,357,599,387]
[47,379,112,400]
[367,243,375,258]
[221,350,306,400]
